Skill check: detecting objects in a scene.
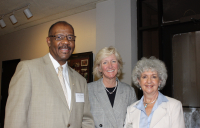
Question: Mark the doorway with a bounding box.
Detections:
[162,22,200,128]
[0,59,20,128]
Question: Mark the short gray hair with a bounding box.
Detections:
[93,46,123,78]
[132,56,167,90]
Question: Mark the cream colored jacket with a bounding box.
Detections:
[124,96,185,128]
[4,54,94,128]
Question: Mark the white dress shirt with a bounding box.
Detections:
[49,53,71,108]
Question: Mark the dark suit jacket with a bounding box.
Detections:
[4,54,94,128]
[88,78,137,128]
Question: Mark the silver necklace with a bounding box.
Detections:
[104,81,117,94]
[143,97,157,108]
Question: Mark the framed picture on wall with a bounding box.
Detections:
[81,59,88,66]
[67,52,93,83]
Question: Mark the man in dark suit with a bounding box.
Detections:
[4,21,94,128]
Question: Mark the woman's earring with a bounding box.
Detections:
[158,86,160,90]
[140,87,142,90]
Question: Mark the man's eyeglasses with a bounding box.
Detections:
[49,35,76,41]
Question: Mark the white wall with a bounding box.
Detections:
[96,0,137,86]
[0,0,138,92]
[0,9,96,85]
[96,0,115,52]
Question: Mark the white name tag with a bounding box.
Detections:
[75,93,84,102]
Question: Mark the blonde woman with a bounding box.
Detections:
[88,46,137,128]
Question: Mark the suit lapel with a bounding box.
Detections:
[150,102,167,128]
[94,79,117,128]
[113,80,125,119]
[43,54,69,109]
[129,103,140,128]
[67,66,75,112]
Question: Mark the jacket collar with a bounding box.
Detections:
[67,66,75,111]
[43,54,74,111]
[94,78,125,128]
[150,101,168,128]
[129,94,168,128]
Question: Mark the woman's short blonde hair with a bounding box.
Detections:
[93,46,123,78]
[132,56,168,90]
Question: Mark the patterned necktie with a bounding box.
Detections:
[58,66,68,105]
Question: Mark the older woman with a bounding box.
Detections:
[124,57,185,128]
[88,46,137,128]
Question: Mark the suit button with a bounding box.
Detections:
[99,124,103,127]
[67,124,70,127]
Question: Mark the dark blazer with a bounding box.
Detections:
[4,54,94,128]
[88,78,137,128]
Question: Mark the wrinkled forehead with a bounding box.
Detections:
[99,53,117,63]
[49,23,74,35]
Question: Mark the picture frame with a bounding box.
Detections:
[81,59,88,66]
[67,52,93,83]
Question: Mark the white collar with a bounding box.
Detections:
[48,53,68,73]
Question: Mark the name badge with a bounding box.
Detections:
[75,93,84,102]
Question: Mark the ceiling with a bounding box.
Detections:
[0,0,106,36]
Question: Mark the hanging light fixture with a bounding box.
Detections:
[9,12,18,24]
[24,8,32,18]
[0,15,6,28]
[24,4,32,19]
[0,3,32,28]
